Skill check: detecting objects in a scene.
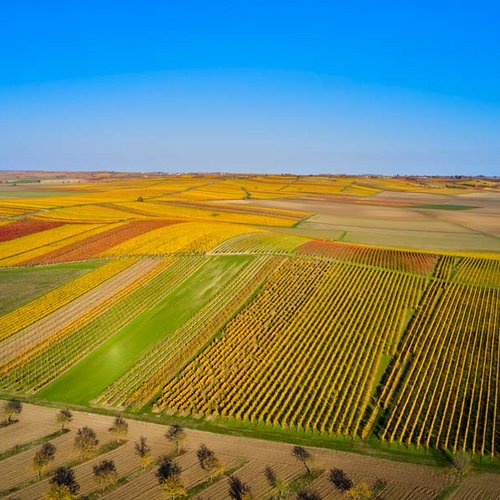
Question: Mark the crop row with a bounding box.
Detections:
[164,199,306,220]
[212,232,308,255]
[115,200,296,227]
[97,255,285,408]
[22,220,174,265]
[0,224,120,266]
[155,257,426,434]
[297,240,438,275]
[431,255,457,281]
[452,257,500,288]
[0,223,107,264]
[0,219,64,243]
[0,258,161,369]
[370,281,498,457]
[101,221,258,257]
[0,258,135,342]
[0,256,206,393]
[31,203,137,223]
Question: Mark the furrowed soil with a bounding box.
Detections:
[2,402,495,499]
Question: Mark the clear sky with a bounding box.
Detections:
[0,0,499,175]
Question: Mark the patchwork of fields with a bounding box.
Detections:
[0,172,499,493]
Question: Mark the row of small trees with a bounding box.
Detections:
[8,406,374,499]
[2,400,73,428]
[152,440,371,499]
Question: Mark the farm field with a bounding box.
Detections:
[238,193,500,252]
[37,256,253,404]
[0,261,100,315]
[0,172,499,497]
[1,402,498,500]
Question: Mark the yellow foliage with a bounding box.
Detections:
[32,204,137,223]
[0,224,105,263]
[0,223,122,266]
[0,258,136,341]
[102,221,261,256]
[115,201,295,226]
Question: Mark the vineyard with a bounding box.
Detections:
[0,173,498,468]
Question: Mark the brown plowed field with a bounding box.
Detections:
[2,403,495,500]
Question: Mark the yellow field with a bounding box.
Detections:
[0,172,498,467]
[101,221,262,256]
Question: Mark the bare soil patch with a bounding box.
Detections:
[2,402,495,500]
[237,195,500,251]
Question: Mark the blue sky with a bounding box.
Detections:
[0,0,499,175]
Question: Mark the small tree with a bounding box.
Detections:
[196,444,224,481]
[292,446,311,475]
[56,409,73,431]
[74,426,99,458]
[137,196,144,202]
[297,488,322,500]
[228,475,252,500]
[264,465,289,499]
[156,455,186,499]
[93,459,118,490]
[3,399,22,423]
[329,468,353,492]
[165,424,186,455]
[109,416,128,441]
[134,435,152,469]
[33,442,56,479]
[45,466,79,500]
[348,482,372,499]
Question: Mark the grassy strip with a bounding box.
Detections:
[291,214,313,228]
[37,256,251,404]
[0,428,69,462]
[81,476,129,500]
[187,459,248,498]
[0,263,98,315]
[0,418,18,428]
[289,469,324,493]
[0,439,127,497]
[435,482,461,499]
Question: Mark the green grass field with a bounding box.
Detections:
[36,255,252,405]
[0,261,101,315]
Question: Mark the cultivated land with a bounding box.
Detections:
[1,402,499,500]
[239,192,500,252]
[0,172,498,497]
